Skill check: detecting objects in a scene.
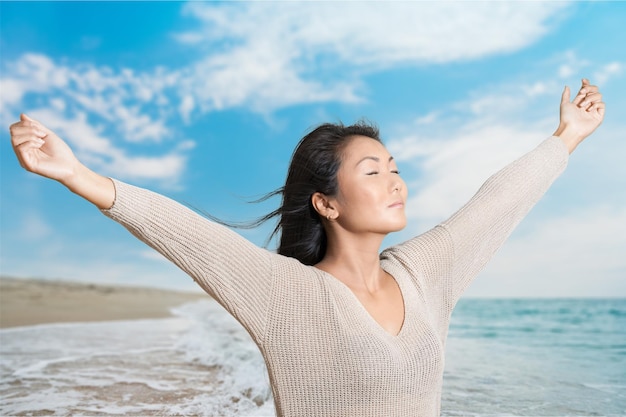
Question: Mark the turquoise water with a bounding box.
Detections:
[443,298,626,416]
[1,298,624,416]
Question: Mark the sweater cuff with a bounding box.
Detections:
[100,178,125,218]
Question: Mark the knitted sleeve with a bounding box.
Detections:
[441,136,569,301]
[101,180,273,343]
[385,136,569,312]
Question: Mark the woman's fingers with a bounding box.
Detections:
[10,123,46,136]
[588,100,606,115]
[570,77,602,112]
[14,138,45,158]
[10,114,47,138]
[9,115,51,173]
[13,138,45,171]
[12,134,45,148]
[573,79,599,106]
[560,85,571,105]
[579,91,602,111]
[10,124,47,147]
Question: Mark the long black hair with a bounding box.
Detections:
[262,120,381,265]
[200,120,381,265]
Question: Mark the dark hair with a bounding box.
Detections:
[261,120,382,265]
[196,120,381,265]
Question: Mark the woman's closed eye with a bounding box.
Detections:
[366,170,401,175]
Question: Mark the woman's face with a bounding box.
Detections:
[332,135,408,235]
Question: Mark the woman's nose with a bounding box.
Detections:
[390,177,402,193]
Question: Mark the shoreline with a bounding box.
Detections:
[0,276,208,328]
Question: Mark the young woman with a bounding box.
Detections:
[10,79,604,416]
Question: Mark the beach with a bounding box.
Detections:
[0,277,208,328]
[0,276,274,416]
[1,277,624,416]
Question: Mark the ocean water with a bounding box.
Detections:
[1,298,624,416]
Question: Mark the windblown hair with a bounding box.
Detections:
[261,121,381,265]
[199,121,381,265]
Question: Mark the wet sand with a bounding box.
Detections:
[0,276,208,328]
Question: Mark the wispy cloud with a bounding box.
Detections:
[593,62,623,85]
[24,107,191,184]
[386,54,625,297]
[1,54,190,185]
[472,205,626,298]
[1,2,570,189]
[390,124,544,226]
[178,2,568,65]
[387,73,567,226]
[175,2,569,113]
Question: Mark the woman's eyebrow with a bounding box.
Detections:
[356,155,394,166]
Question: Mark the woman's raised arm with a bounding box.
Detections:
[10,113,275,341]
[9,113,115,209]
[387,79,606,307]
[446,79,605,294]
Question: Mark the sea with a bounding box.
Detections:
[1,298,624,416]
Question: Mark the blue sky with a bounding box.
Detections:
[1,1,624,297]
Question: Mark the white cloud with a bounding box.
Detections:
[181,2,568,65]
[1,54,177,143]
[555,50,592,82]
[0,54,69,111]
[180,45,360,113]
[0,2,576,188]
[559,64,575,79]
[109,153,187,182]
[1,54,192,185]
[554,54,623,86]
[415,112,439,126]
[469,205,626,298]
[179,95,195,123]
[171,1,569,115]
[386,55,625,297]
[390,124,544,224]
[387,73,568,226]
[2,2,574,126]
[28,108,188,183]
[593,62,623,85]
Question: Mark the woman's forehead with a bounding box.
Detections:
[343,135,391,162]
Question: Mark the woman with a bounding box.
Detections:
[10,79,604,416]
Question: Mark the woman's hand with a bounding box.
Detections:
[10,114,80,183]
[9,113,115,209]
[553,79,605,153]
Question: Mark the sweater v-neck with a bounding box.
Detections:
[316,259,411,339]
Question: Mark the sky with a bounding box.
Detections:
[1,1,624,298]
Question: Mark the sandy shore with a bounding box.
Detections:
[0,276,208,328]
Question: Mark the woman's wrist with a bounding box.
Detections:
[553,124,584,154]
[63,163,116,209]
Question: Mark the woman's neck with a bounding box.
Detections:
[315,233,387,293]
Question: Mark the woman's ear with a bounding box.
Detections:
[311,192,337,220]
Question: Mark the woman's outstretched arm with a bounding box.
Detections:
[386,79,605,310]
[443,78,605,297]
[9,114,274,342]
[9,113,115,209]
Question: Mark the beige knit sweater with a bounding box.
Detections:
[102,136,569,416]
